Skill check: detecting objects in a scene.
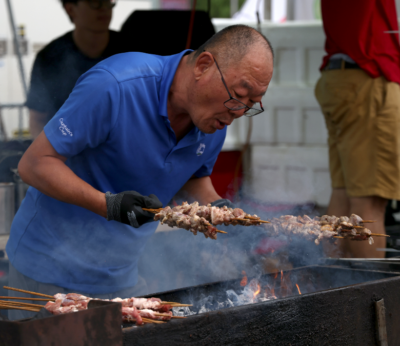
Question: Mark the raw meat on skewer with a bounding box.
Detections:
[155,201,262,226]
[42,293,183,325]
[265,213,377,245]
[153,202,264,239]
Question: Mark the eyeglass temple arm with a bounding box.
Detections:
[213,58,233,99]
[213,57,264,113]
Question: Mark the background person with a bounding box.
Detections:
[315,0,400,258]
[26,0,123,138]
[6,25,274,320]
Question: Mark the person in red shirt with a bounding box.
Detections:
[315,0,400,258]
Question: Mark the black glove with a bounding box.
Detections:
[105,191,162,228]
[210,198,235,209]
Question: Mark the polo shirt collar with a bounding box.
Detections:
[159,50,207,144]
[159,49,192,118]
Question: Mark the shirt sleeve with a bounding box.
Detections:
[44,68,121,158]
[25,53,52,114]
[194,129,226,178]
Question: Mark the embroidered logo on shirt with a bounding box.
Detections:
[196,143,206,156]
[59,118,73,137]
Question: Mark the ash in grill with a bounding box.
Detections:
[149,265,393,316]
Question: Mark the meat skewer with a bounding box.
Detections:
[153,204,221,239]
[148,201,266,226]
[149,201,268,239]
[3,286,189,326]
[147,203,385,246]
[264,214,383,245]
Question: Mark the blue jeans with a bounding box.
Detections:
[7,262,148,320]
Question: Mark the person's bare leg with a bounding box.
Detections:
[326,188,350,217]
[346,196,388,258]
[323,188,350,258]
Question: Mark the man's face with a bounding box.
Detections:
[188,50,273,134]
[65,1,113,32]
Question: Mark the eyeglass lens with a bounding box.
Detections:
[88,0,117,9]
[224,99,263,116]
[213,56,264,117]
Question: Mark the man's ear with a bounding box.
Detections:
[63,3,75,23]
[193,52,214,81]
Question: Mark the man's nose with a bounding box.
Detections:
[229,109,245,120]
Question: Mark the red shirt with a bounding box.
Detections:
[320,0,400,84]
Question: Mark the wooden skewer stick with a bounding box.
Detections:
[334,236,344,239]
[0,300,45,308]
[0,305,40,312]
[0,296,54,302]
[3,286,54,299]
[361,220,376,223]
[142,208,162,213]
[231,218,270,224]
[152,312,186,319]
[153,312,170,317]
[370,233,390,237]
[215,230,227,234]
[244,216,261,220]
[352,225,365,229]
[160,302,192,307]
[141,317,165,324]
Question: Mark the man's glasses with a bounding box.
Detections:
[82,0,117,9]
[213,58,264,117]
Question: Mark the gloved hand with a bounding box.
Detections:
[210,198,235,209]
[105,191,162,228]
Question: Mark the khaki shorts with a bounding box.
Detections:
[315,69,400,200]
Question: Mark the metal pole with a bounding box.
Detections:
[230,0,238,17]
[5,0,28,98]
[264,0,271,20]
[18,105,23,140]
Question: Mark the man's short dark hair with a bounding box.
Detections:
[60,0,78,23]
[190,25,274,67]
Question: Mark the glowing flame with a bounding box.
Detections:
[253,284,261,299]
[240,271,248,287]
[296,284,301,295]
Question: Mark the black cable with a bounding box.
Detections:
[256,0,262,32]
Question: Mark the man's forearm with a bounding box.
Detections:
[19,132,107,218]
[177,176,221,205]
[25,159,106,217]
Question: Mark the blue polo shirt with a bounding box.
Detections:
[6,50,227,294]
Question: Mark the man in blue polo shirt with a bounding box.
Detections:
[6,24,273,319]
